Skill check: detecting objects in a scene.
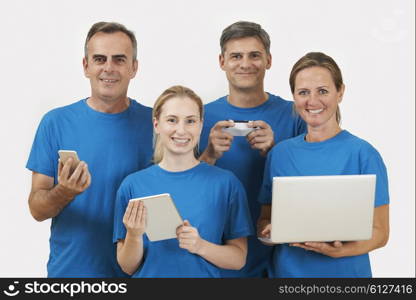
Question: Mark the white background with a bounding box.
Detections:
[0,0,414,277]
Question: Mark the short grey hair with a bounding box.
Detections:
[84,21,137,60]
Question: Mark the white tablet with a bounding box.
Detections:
[130,193,183,242]
[268,175,376,244]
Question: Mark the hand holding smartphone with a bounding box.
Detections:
[58,150,80,173]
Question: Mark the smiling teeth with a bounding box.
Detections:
[308,109,323,114]
[172,138,189,144]
[102,79,117,83]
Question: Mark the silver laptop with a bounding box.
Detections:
[269,175,376,243]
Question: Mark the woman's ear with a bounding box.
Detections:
[153,118,160,134]
[338,84,345,103]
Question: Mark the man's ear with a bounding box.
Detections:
[131,59,139,79]
[82,57,89,78]
[219,54,225,70]
[266,53,272,70]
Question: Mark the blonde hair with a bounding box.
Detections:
[152,85,204,164]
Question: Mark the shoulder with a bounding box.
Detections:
[341,131,381,154]
[39,99,85,124]
[198,162,243,187]
[129,99,152,115]
[120,165,157,186]
[267,93,294,108]
[204,96,227,112]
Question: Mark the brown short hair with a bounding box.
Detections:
[220,21,271,54]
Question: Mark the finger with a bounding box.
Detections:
[69,161,84,182]
[123,201,134,223]
[247,135,270,145]
[59,158,72,181]
[142,205,147,228]
[58,159,63,176]
[130,200,140,222]
[261,227,271,236]
[213,131,234,142]
[183,220,191,227]
[136,201,144,223]
[248,120,269,129]
[213,137,233,147]
[213,120,235,131]
[77,165,88,186]
[333,241,343,248]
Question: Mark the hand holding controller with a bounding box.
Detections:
[222,120,257,136]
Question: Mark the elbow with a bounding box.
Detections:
[29,206,48,222]
[120,265,135,276]
[379,231,389,248]
[230,250,247,271]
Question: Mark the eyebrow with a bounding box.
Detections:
[165,115,199,118]
[92,54,128,59]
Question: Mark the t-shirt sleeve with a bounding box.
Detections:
[26,113,58,178]
[361,145,390,207]
[113,179,132,243]
[258,150,274,205]
[223,176,254,240]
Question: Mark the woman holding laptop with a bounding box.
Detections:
[113,85,253,277]
[257,52,389,277]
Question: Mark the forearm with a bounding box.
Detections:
[117,233,144,275]
[196,239,246,270]
[337,227,389,258]
[199,149,217,165]
[29,184,75,221]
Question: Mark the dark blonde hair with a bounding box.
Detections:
[152,85,204,164]
[289,52,344,124]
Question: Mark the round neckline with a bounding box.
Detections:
[81,98,134,119]
[221,93,273,112]
[298,130,348,147]
[155,161,204,176]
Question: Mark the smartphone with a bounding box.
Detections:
[58,150,80,173]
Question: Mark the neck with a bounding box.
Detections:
[159,153,200,172]
[87,96,130,113]
[228,87,268,108]
[306,125,342,142]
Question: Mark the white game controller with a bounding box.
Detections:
[222,121,256,136]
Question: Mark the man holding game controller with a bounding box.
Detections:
[26,22,153,277]
[199,21,306,277]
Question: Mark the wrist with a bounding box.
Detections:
[54,184,75,201]
[125,231,144,242]
[195,238,207,257]
[200,149,217,165]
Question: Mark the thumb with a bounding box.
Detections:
[183,220,191,227]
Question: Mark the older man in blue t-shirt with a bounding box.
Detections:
[26,22,153,277]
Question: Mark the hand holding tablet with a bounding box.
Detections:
[130,193,183,242]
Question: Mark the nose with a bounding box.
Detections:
[103,60,115,73]
[308,91,320,104]
[239,56,250,69]
[175,120,186,135]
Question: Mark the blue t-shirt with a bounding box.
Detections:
[26,99,153,277]
[200,93,306,277]
[258,130,390,278]
[113,162,253,278]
